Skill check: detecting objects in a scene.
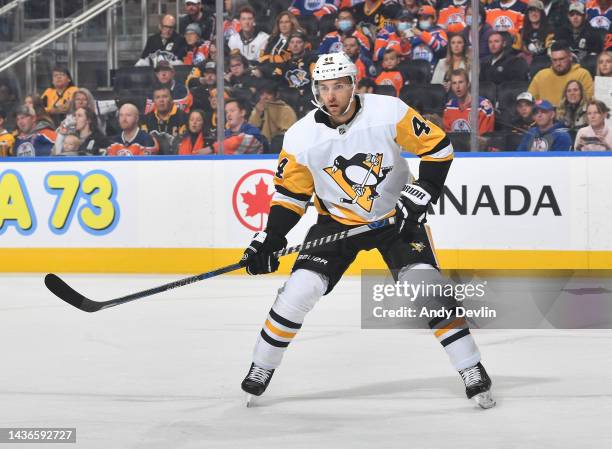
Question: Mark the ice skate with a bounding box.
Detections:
[459,362,496,409]
[241,363,275,407]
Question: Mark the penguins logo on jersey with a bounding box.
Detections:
[323,153,392,212]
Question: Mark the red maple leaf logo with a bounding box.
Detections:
[241,177,273,229]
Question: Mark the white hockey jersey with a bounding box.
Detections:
[228,31,270,62]
[271,94,454,226]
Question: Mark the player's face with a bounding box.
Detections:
[598,53,612,76]
[343,38,359,57]
[516,100,533,119]
[52,71,70,89]
[450,75,468,99]
[188,112,204,133]
[156,69,174,84]
[316,77,354,117]
[488,34,504,55]
[240,12,254,33]
[74,108,89,131]
[533,108,553,128]
[225,102,245,128]
[382,51,399,69]
[551,50,571,75]
[586,104,605,128]
[450,35,464,55]
[278,14,292,35]
[185,31,198,45]
[119,106,139,131]
[565,81,582,105]
[16,114,35,134]
[288,37,305,55]
[154,89,173,113]
[568,11,584,28]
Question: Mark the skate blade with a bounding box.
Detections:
[472,390,496,409]
[245,394,256,408]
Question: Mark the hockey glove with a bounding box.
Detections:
[241,231,287,275]
[395,182,431,241]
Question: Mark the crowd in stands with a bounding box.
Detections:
[0,0,611,156]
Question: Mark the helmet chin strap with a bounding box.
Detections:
[311,76,357,119]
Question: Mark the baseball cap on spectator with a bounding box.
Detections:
[418,5,436,17]
[533,99,554,112]
[397,10,413,20]
[204,61,216,72]
[185,0,201,4]
[185,23,201,37]
[15,105,34,117]
[568,2,585,14]
[527,0,545,11]
[154,60,175,72]
[516,92,534,104]
[288,31,307,42]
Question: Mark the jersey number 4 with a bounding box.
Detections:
[412,116,431,137]
[276,158,289,178]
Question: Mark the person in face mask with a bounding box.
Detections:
[438,0,468,33]
[373,10,413,62]
[318,8,372,56]
[462,3,494,62]
[407,5,449,67]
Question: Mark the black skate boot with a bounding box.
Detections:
[458,362,496,409]
[241,363,275,407]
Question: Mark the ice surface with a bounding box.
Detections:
[1,274,611,449]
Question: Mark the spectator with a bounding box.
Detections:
[260,11,304,65]
[73,107,110,156]
[24,94,55,127]
[40,67,78,126]
[586,0,611,32]
[190,61,217,109]
[400,0,420,18]
[343,35,377,82]
[480,31,528,84]
[176,109,213,155]
[183,23,211,66]
[202,87,230,147]
[438,0,468,34]
[407,5,449,67]
[0,108,15,157]
[141,86,188,154]
[357,77,377,94]
[13,105,57,157]
[228,5,269,62]
[289,0,338,18]
[597,50,612,75]
[463,3,494,62]
[179,0,214,40]
[146,61,192,113]
[375,49,405,96]
[351,0,401,39]
[443,68,495,133]
[373,10,412,62]
[248,82,297,143]
[225,54,260,92]
[56,134,81,156]
[485,0,526,36]
[594,50,612,109]
[542,0,570,30]
[575,99,612,150]
[555,2,604,61]
[520,0,554,62]
[271,31,317,92]
[320,8,371,56]
[557,79,588,137]
[432,33,471,90]
[517,99,572,151]
[528,42,594,107]
[107,103,159,156]
[138,15,186,66]
[209,98,269,154]
[508,91,535,133]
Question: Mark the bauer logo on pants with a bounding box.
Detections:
[232,169,275,232]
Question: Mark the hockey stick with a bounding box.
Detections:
[45,216,395,313]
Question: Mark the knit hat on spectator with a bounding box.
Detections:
[185,23,202,37]
[154,60,174,72]
[527,0,545,11]
[568,2,585,15]
[533,99,555,112]
[516,92,534,104]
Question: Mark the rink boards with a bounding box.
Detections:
[0,153,611,273]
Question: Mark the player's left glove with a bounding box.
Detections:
[395,182,431,241]
[240,231,287,275]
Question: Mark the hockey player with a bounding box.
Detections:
[239,52,495,409]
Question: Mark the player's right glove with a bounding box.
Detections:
[240,231,287,275]
[395,182,432,241]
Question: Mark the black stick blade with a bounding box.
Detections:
[45,273,102,313]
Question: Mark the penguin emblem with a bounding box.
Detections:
[323,152,392,212]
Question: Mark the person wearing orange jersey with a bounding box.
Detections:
[443,68,495,134]
[375,49,404,95]
[107,103,159,156]
[438,0,468,33]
